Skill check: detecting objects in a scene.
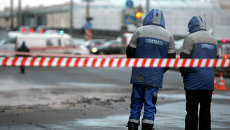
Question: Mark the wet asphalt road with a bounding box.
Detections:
[0,67,230,130]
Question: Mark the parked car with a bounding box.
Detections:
[90,40,123,54]
[0,37,16,56]
[83,39,106,53]
[3,33,72,50]
[0,33,90,56]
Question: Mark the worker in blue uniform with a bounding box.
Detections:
[126,9,176,130]
[180,16,219,130]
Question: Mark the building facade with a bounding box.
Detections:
[0,0,229,37]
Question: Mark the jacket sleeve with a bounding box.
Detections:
[179,52,191,77]
[180,36,194,55]
[164,35,176,73]
[168,35,176,54]
[179,37,193,77]
[164,52,176,73]
[126,30,139,58]
[126,45,136,58]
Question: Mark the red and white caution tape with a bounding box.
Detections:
[0,57,229,68]
[0,51,180,58]
[0,51,126,58]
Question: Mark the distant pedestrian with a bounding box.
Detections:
[17,41,30,74]
[126,9,176,130]
[180,16,219,130]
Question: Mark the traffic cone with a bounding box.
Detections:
[214,77,218,89]
[217,72,226,91]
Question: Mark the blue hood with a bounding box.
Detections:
[188,16,207,33]
[143,9,165,28]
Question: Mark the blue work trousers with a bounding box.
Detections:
[129,84,158,124]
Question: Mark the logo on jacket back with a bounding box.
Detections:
[145,39,163,45]
[201,44,214,49]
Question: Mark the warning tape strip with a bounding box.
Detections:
[29,46,82,51]
[0,51,126,58]
[0,57,229,68]
[0,51,180,58]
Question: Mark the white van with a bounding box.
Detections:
[16,33,73,49]
[0,33,89,56]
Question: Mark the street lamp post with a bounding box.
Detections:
[86,0,90,19]
[18,0,22,29]
[146,0,150,13]
[10,0,14,30]
[70,0,74,35]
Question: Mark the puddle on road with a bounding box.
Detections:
[48,115,128,130]
[58,100,230,129]
[74,115,127,128]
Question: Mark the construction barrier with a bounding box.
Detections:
[214,77,218,89]
[0,57,230,68]
[217,72,227,91]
